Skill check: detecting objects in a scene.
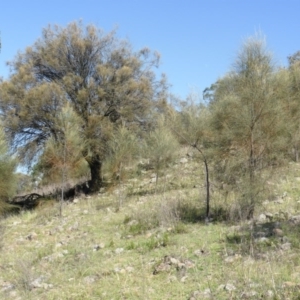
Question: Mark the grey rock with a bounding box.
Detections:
[179,157,188,164]
[257,214,266,223]
[241,290,258,298]
[256,237,269,244]
[93,243,105,251]
[289,215,300,225]
[265,212,273,220]
[280,242,291,251]
[272,228,284,236]
[218,283,236,292]
[150,177,157,183]
[115,248,124,254]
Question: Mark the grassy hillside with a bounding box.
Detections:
[1,151,300,299]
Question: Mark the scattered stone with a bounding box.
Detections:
[183,259,195,269]
[265,212,273,220]
[253,231,268,238]
[257,214,266,223]
[114,267,121,273]
[73,198,79,204]
[154,255,195,276]
[193,249,207,256]
[83,210,88,214]
[26,232,37,241]
[93,243,105,251]
[168,275,177,283]
[280,242,291,251]
[218,283,236,292]
[43,251,66,262]
[189,290,201,300]
[241,290,258,298]
[289,215,300,225]
[68,221,79,231]
[115,248,124,254]
[30,276,46,289]
[150,177,157,183]
[280,236,289,244]
[189,289,212,300]
[145,232,153,238]
[169,257,180,265]
[127,220,138,226]
[180,157,188,164]
[272,228,284,236]
[225,283,236,292]
[180,275,188,283]
[224,255,240,263]
[114,266,134,274]
[256,237,269,244]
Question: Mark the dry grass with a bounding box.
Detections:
[1,157,300,299]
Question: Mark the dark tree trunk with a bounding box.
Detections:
[88,155,103,193]
[192,144,210,224]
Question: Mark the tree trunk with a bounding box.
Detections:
[87,155,102,193]
[203,158,210,223]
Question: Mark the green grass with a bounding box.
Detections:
[1,157,300,299]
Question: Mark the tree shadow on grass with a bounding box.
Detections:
[224,221,287,258]
[178,202,229,224]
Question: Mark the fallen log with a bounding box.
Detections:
[10,193,42,210]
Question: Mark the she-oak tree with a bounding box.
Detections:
[0,21,166,192]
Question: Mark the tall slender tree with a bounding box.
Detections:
[0,21,166,192]
[209,36,282,219]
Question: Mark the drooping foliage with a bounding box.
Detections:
[0,21,166,192]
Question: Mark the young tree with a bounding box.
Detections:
[104,125,139,206]
[105,125,138,181]
[37,103,86,214]
[209,36,282,219]
[0,21,166,192]
[145,117,179,189]
[283,53,300,161]
[0,124,17,213]
[169,95,213,222]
